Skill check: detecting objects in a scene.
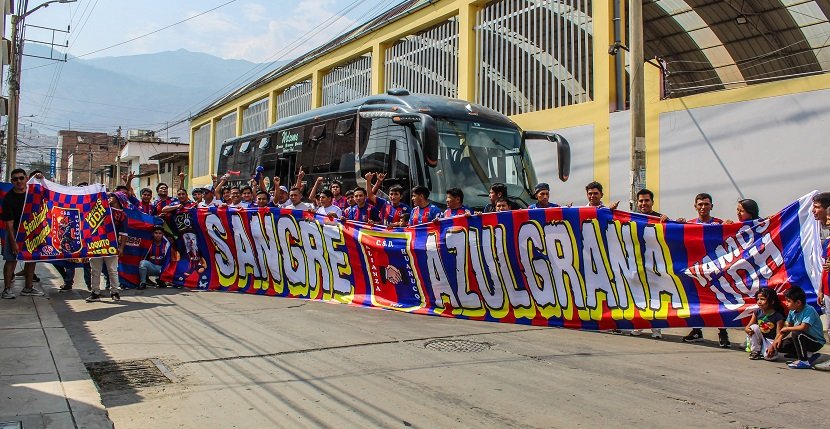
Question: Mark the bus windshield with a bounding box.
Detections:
[427,119,534,209]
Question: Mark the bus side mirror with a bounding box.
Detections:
[421,115,439,168]
[523,131,570,181]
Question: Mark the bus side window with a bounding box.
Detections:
[311,121,333,175]
[360,117,411,187]
[332,116,357,176]
[295,125,317,182]
[218,143,235,176]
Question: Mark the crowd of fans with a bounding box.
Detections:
[2,166,829,370]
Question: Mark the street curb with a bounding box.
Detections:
[0,264,114,429]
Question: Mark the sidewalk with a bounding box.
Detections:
[0,265,112,429]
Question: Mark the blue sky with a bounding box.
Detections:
[21,0,403,62]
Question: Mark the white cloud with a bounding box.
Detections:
[214,0,361,62]
[63,0,391,63]
[242,3,268,23]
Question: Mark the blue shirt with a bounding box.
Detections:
[375,197,410,225]
[440,206,472,218]
[145,239,171,267]
[409,203,441,225]
[344,203,379,222]
[786,305,826,344]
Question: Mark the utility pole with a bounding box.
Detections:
[5,0,77,180]
[6,13,22,180]
[115,126,123,188]
[629,0,646,210]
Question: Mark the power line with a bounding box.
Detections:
[67,0,100,50]
[22,91,179,113]
[158,0,378,132]
[75,0,239,59]
[22,0,240,73]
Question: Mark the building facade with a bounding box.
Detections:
[118,130,189,193]
[190,0,830,217]
[57,130,121,186]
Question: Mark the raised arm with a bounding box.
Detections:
[364,172,378,204]
[371,172,385,196]
[257,171,267,193]
[308,176,323,201]
[215,173,229,193]
[128,171,138,196]
[271,176,281,205]
[293,167,306,192]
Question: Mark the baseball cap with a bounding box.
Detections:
[532,182,550,199]
[203,184,214,193]
[279,185,288,193]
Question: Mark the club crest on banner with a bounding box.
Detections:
[52,207,83,254]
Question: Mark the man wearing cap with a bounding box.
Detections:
[272,185,290,207]
[201,185,220,207]
[528,183,559,209]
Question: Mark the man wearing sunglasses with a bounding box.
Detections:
[2,169,44,299]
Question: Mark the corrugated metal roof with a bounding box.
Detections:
[647,0,830,96]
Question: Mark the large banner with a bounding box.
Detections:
[16,178,119,260]
[0,182,12,240]
[158,193,824,329]
[119,209,162,288]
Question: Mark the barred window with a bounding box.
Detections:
[476,0,594,115]
[192,124,211,177]
[242,99,269,134]
[214,112,237,171]
[322,55,372,106]
[385,18,459,98]
[278,80,313,118]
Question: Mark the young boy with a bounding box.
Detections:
[772,286,825,369]
[814,192,830,371]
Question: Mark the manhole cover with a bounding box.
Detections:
[86,359,176,392]
[424,339,491,353]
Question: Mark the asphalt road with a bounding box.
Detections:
[49,283,828,429]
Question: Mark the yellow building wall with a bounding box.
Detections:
[189,0,830,194]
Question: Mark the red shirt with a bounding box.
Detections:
[409,204,441,225]
[137,200,155,216]
[344,203,378,222]
[333,196,348,210]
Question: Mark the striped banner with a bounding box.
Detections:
[16,178,118,260]
[157,192,824,329]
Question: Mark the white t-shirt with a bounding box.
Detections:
[316,205,342,218]
[283,201,312,211]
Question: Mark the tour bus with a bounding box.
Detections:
[217,89,570,210]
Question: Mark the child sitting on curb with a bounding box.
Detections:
[772,286,825,369]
